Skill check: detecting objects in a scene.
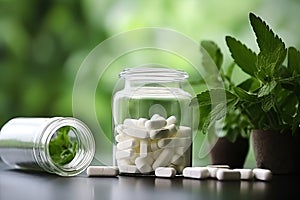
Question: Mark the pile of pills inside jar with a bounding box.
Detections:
[114,114,192,174]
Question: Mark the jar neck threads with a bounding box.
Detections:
[119,67,189,89]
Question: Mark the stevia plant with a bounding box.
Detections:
[192,12,300,137]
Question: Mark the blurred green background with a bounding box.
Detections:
[1,0,300,165]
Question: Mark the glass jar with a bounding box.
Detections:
[112,67,194,175]
[0,117,95,176]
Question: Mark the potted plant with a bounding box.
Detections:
[194,12,300,174]
[191,40,252,169]
[227,12,300,174]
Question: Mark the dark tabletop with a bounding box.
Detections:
[0,161,299,200]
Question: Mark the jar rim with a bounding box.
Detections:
[119,67,189,82]
[37,117,95,176]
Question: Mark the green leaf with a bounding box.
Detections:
[225,36,257,76]
[237,77,260,92]
[202,99,237,134]
[256,52,286,83]
[196,89,238,133]
[191,90,213,107]
[258,80,277,97]
[198,40,224,88]
[249,13,287,82]
[288,46,300,75]
[200,40,223,70]
[233,87,259,102]
[261,95,275,112]
[194,89,238,107]
[279,74,300,92]
[277,91,298,124]
[249,13,286,54]
[198,104,211,130]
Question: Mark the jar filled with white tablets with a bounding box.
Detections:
[112,67,194,175]
[0,117,95,176]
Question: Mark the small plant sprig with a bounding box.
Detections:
[49,126,78,165]
[191,40,252,142]
[193,12,300,136]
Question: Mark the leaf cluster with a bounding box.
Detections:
[49,126,78,165]
[193,12,300,139]
[191,41,252,142]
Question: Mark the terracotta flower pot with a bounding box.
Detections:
[251,129,300,174]
[210,136,249,168]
